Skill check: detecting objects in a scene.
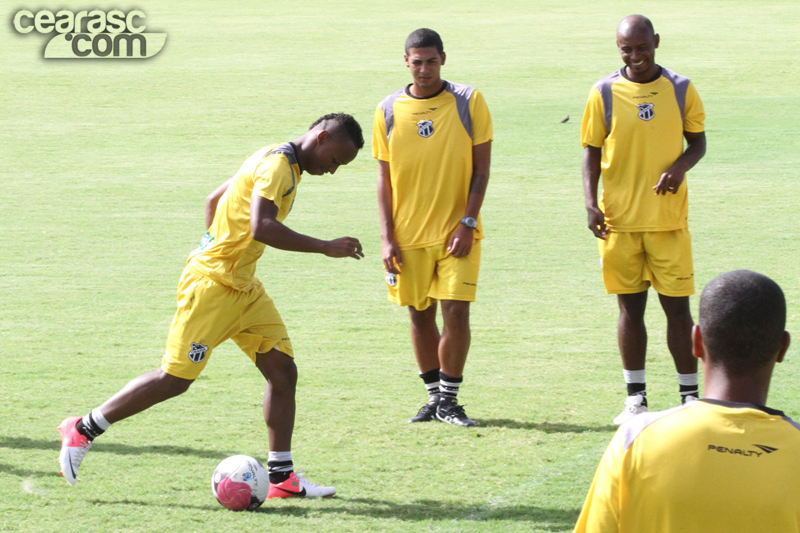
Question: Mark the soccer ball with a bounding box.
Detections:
[211,455,269,511]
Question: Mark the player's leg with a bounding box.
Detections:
[58,370,193,485]
[236,285,334,498]
[255,349,297,453]
[600,232,651,424]
[387,246,442,422]
[58,270,229,485]
[430,241,480,427]
[647,229,698,404]
[407,304,443,422]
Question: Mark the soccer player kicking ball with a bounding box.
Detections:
[58,113,365,498]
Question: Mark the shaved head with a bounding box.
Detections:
[617,14,655,39]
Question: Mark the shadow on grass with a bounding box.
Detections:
[477,419,616,433]
[0,436,231,460]
[88,497,580,529]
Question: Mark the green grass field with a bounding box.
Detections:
[2,1,799,531]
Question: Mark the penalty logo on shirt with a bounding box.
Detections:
[188,342,209,363]
[637,103,655,121]
[417,120,434,138]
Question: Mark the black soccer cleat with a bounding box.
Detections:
[408,396,441,423]
[436,397,477,427]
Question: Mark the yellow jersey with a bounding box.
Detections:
[187,143,301,291]
[373,81,493,249]
[581,67,705,232]
[574,399,800,533]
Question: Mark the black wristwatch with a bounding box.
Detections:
[460,216,477,229]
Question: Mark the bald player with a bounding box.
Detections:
[581,15,707,424]
[58,113,365,498]
[574,270,799,533]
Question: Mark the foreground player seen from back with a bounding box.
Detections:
[58,113,365,498]
[374,28,492,427]
[574,270,800,533]
[582,14,707,424]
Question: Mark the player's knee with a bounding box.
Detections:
[442,300,470,324]
[157,370,194,399]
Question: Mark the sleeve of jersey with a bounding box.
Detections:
[469,90,493,145]
[572,431,625,533]
[581,86,607,148]
[683,82,705,133]
[372,105,390,162]
[252,156,291,209]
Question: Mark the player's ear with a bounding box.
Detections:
[653,34,660,49]
[315,130,329,145]
[776,331,790,364]
[440,51,446,65]
[691,324,705,361]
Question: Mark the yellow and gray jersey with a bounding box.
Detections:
[574,399,800,533]
[373,81,493,249]
[188,143,301,291]
[581,67,705,232]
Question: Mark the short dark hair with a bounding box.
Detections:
[309,113,364,150]
[699,270,786,373]
[405,28,444,55]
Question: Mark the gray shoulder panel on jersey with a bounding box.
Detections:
[782,415,800,432]
[619,403,691,451]
[264,143,297,197]
[378,89,405,143]
[594,70,622,134]
[444,81,477,138]
[660,67,691,124]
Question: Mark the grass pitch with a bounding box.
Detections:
[1,1,799,532]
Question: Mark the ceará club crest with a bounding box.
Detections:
[417,120,434,137]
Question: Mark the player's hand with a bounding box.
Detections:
[382,237,402,274]
[587,206,608,239]
[448,225,474,258]
[653,165,686,195]
[324,237,364,259]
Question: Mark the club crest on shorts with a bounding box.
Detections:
[188,342,208,363]
[637,103,655,121]
[385,271,398,287]
[417,120,434,138]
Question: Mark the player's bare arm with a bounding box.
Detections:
[653,131,707,195]
[205,178,233,229]
[582,145,608,239]
[449,140,492,258]
[251,193,363,259]
[378,159,402,273]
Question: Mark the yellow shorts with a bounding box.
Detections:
[386,240,481,311]
[161,268,294,380]
[599,229,694,297]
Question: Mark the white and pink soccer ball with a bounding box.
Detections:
[211,455,269,511]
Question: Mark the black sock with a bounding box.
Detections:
[267,461,293,484]
[626,383,648,407]
[76,412,106,440]
[680,384,699,402]
[420,368,441,401]
[439,371,462,400]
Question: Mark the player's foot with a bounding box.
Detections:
[408,396,441,423]
[436,397,477,427]
[613,394,648,425]
[682,394,699,404]
[58,416,92,485]
[267,471,335,499]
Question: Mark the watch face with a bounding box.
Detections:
[461,217,477,228]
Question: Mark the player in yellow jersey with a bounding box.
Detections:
[58,113,365,498]
[581,15,707,424]
[574,270,799,533]
[374,28,492,427]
